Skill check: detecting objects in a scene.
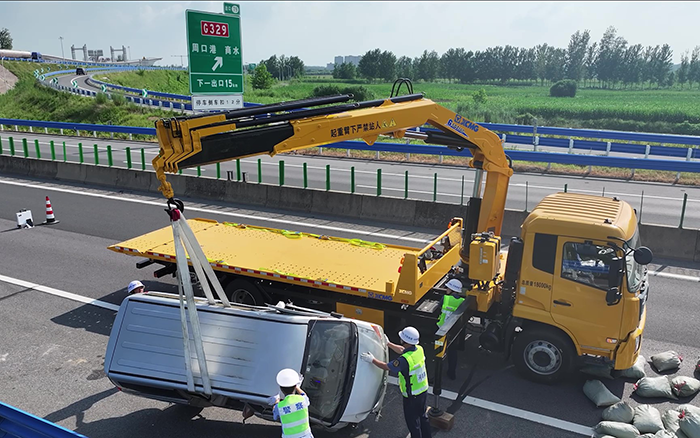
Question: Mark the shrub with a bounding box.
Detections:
[252,64,274,90]
[111,93,126,106]
[312,85,341,97]
[515,112,536,125]
[550,80,577,97]
[342,86,374,102]
[473,88,488,105]
[94,92,109,105]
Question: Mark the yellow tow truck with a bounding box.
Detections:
[109,85,653,385]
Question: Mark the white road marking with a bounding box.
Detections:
[0,273,119,312]
[649,271,700,282]
[0,178,432,243]
[0,271,592,436]
[398,377,592,436]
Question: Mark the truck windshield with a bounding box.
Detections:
[301,321,354,423]
[625,230,644,293]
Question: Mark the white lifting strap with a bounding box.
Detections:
[169,208,231,396]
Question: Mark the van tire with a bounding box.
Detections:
[512,327,575,384]
[225,279,265,305]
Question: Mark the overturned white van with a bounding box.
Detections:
[104,292,388,428]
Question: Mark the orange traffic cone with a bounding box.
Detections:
[42,196,60,225]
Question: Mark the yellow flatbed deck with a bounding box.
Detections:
[109,218,463,305]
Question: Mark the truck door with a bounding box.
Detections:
[550,238,624,354]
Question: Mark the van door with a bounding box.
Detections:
[551,238,624,354]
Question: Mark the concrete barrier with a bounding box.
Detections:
[0,155,698,262]
[639,223,700,261]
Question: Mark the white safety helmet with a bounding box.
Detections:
[276,368,300,387]
[446,278,463,293]
[398,326,420,345]
[127,280,144,294]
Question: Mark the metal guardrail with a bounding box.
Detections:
[0,401,87,438]
[1,118,699,173]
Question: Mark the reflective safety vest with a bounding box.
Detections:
[278,394,311,438]
[437,294,465,327]
[398,345,429,397]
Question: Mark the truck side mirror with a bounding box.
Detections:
[606,257,623,306]
[633,246,653,265]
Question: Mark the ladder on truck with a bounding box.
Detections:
[166,200,232,396]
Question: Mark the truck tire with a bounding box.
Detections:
[512,327,575,384]
[225,279,265,305]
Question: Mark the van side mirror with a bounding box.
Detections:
[633,246,653,265]
[606,257,623,306]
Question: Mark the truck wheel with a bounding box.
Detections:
[512,327,575,384]
[225,279,265,305]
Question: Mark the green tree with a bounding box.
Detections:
[565,30,590,81]
[414,50,439,81]
[262,55,280,79]
[0,28,11,50]
[287,56,305,78]
[440,48,463,82]
[378,50,397,81]
[689,47,700,89]
[651,44,673,87]
[395,56,414,79]
[251,63,274,89]
[358,48,381,81]
[595,26,627,88]
[332,62,356,80]
[678,51,690,89]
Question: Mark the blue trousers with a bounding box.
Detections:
[402,391,432,438]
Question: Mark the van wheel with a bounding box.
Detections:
[225,279,265,305]
[512,327,575,384]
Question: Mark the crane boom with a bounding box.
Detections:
[152,92,513,236]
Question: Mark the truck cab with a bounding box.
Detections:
[104,293,388,428]
[508,192,650,382]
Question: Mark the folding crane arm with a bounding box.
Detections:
[153,93,513,235]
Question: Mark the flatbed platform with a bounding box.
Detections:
[109,218,463,305]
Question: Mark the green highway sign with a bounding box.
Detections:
[71,79,77,88]
[101,84,107,92]
[142,89,148,98]
[40,74,45,81]
[248,63,256,71]
[186,9,243,96]
[223,3,239,15]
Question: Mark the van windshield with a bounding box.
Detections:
[301,321,355,423]
[625,230,644,293]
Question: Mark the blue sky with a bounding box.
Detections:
[1,2,698,66]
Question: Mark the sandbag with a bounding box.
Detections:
[634,404,664,434]
[584,379,621,407]
[603,401,635,423]
[663,409,684,434]
[582,364,615,380]
[651,351,683,373]
[620,355,647,379]
[679,412,700,438]
[635,376,677,400]
[672,376,700,398]
[594,421,641,438]
[679,405,700,417]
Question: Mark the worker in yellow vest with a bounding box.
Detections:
[361,326,432,438]
[268,368,314,438]
[439,278,466,380]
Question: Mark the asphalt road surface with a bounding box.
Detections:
[2,131,699,230]
[0,175,699,438]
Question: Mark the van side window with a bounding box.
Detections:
[532,233,557,274]
[561,242,612,290]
